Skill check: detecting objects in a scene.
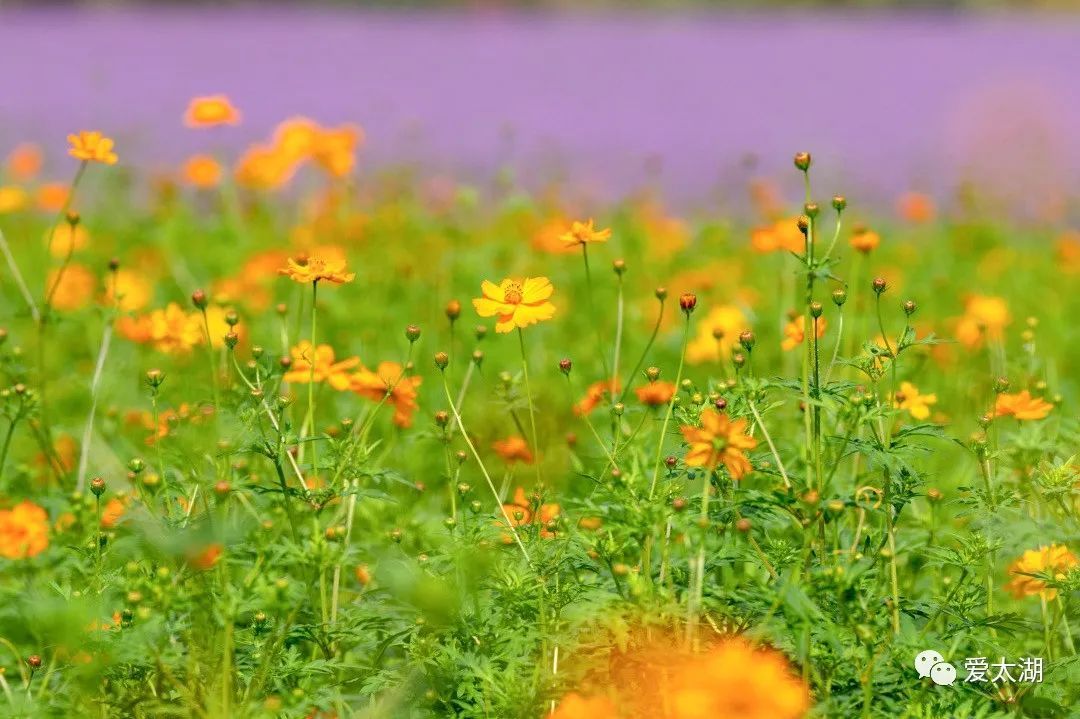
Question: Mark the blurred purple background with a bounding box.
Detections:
[2,7,1080,208]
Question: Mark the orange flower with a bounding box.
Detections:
[67,131,118,165]
[551,693,618,719]
[310,124,364,178]
[994,390,1053,421]
[0,501,50,559]
[750,217,804,254]
[187,543,224,570]
[100,498,126,529]
[355,564,373,586]
[350,361,422,428]
[1005,544,1078,600]
[0,186,29,213]
[686,305,747,364]
[1057,231,1080,272]
[181,154,223,188]
[781,315,827,351]
[680,409,757,480]
[498,487,560,540]
[897,191,935,223]
[36,183,70,213]
[492,436,534,465]
[574,378,620,416]
[46,263,96,311]
[234,144,297,190]
[46,222,89,258]
[283,342,361,390]
[472,277,556,333]
[184,95,241,127]
[635,381,676,407]
[531,217,580,254]
[5,142,43,181]
[849,226,880,253]
[956,295,1010,349]
[278,254,355,285]
[117,302,205,354]
[103,269,153,312]
[559,218,612,247]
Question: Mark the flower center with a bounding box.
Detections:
[504,282,524,304]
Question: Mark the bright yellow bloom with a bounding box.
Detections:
[472,277,556,333]
[0,501,50,559]
[781,315,826,351]
[686,304,747,364]
[104,269,153,312]
[994,390,1053,421]
[351,361,422,428]
[893,381,937,420]
[184,95,241,127]
[956,295,1010,349]
[283,342,361,390]
[1005,544,1078,600]
[234,144,298,190]
[67,131,118,165]
[278,255,355,285]
[46,264,96,311]
[46,222,89,258]
[680,409,757,480]
[0,185,29,214]
[559,219,611,247]
[181,154,223,188]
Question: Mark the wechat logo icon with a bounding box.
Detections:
[915,650,957,686]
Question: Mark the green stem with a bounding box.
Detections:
[517,328,542,487]
[648,313,691,500]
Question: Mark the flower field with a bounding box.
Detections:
[0,100,1078,718]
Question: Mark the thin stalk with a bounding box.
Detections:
[648,312,692,500]
[611,272,624,399]
[517,328,543,487]
[620,295,666,403]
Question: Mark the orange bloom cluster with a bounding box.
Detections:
[681,409,757,480]
[473,277,556,333]
[118,303,232,355]
[0,501,50,559]
[235,117,364,189]
[284,343,421,427]
[553,637,810,719]
[499,487,559,540]
[994,390,1053,421]
[1005,544,1078,600]
[781,315,827,351]
[751,217,804,254]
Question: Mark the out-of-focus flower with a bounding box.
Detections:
[781,315,826,351]
[235,144,297,190]
[751,217,804,254]
[636,380,676,407]
[104,269,153,312]
[283,342,361,390]
[472,277,556,333]
[994,390,1053,421]
[181,154,222,188]
[574,379,620,416]
[0,501,50,559]
[849,226,880,253]
[531,216,579,254]
[956,295,1010,349]
[117,303,205,354]
[1005,544,1077,600]
[897,191,935,223]
[492,436,534,465]
[46,263,95,311]
[187,543,224,570]
[278,254,355,285]
[351,361,422,428]
[892,381,937,420]
[67,131,118,165]
[681,409,757,479]
[36,183,69,212]
[184,95,241,128]
[100,498,126,529]
[5,142,43,181]
[551,693,617,719]
[1056,230,1080,272]
[310,123,363,178]
[686,305,747,364]
[0,186,29,214]
[46,222,89,258]
[559,219,611,247]
[498,487,559,540]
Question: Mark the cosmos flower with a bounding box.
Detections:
[351,361,422,428]
[559,219,612,247]
[184,95,241,128]
[283,342,361,390]
[574,379,620,416]
[680,409,757,480]
[956,295,1010,349]
[67,131,118,165]
[0,501,50,559]
[181,155,223,189]
[849,226,880,253]
[994,390,1053,421]
[781,315,826,351]
[750,217,804,254]
[278,255,355,285]
[892,381,937,420]
[234,144,297,190]
[498,487,559,540]
[492,436,534,465]
[635,380,676,407]
[46,264,96,311]
[0,186,29,214]
[103,269,153,312]
[117,303,206,354]
[472,277,556,333]
[550,693,617,719]
[1005,544,1078,600]
[5,142,43,181]
[686,305,747,364]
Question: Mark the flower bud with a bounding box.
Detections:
[558,358,572,375]
[739,330,755,352]
[678,293,697,314]
[809,301,823,319]
[145,369,165,388]
[475,324,487,340]
[224,331,239,349]
[672,496,687,512]
[108,257,120,272]
[645,366,661,382]
[612,258,626,275]
[872,277,887,295]
[714,397,727,411]
[434,410,450,427]
[832,288,847,307]
[831,195,847,212]
[803,202,820,219]
[902,299,916,316]
[732,352,746,368]
[735,518,752,533]
[994,376,1010,394]
[66,210,81,226]
[793,152,811,172]
[655,287,668,301]
[434,351,449,370]
[27,655,42,669]
[471,349,484,367]
[796,215,810,235]
[665,455,677,469]
[90,477,106,497]
[405,325,421,343]
[445,299,461,321]
[191,289,208,310]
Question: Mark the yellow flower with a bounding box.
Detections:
[283,342,361,390]
[472,277,556,333]
[956,295,1010,349]
[184,95,241,127]
[1005,544,1078,600]
[559,219,611,247]
[994,390,1053,421]
[685,305,747,364]
[893,381,937,420]
[67,131,118,165]
[0,186,29,214]
[46,222,89,258]
[117,303,205,354]
[680,409,757,480]
[781,315,826,351]
[46,263,96,311]
[278,255,355,285]
[181,154,223,188]
[0,501,50,559]
[104,269,153,312]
